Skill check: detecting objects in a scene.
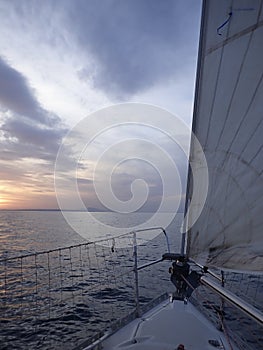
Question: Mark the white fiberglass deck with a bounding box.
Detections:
[100,299,234,350]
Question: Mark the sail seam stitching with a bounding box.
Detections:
[215,29,254,154]
[216,1,263,167]
[202,0,235,252]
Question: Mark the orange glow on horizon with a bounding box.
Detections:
[0,186,24,209]
[0,183,58,210]
[0,185,12,208]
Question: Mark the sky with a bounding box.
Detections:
[0,0,202,211]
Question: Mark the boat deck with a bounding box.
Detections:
[101,299,234,350]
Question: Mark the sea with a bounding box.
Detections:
[0,211,262,350]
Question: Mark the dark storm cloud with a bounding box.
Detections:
[67,0,201,97]
[0,116,72,167]
[0,0,201,99]
[0,56,59,125]
[2,118,65,153]
[0,57,69,163]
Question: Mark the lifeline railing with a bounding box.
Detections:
[0,227,262,350]
[80,253,263,350]
[0,227,171,350]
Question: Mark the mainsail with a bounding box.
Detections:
[185,0,263,272]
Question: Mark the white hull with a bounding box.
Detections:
[98,298,234,350]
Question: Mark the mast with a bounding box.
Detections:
[181,0,207,256]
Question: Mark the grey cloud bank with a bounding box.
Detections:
[69,0,201,97]
[0,57,59,126]
[2,0,200,99]
[0,0,201,210]
[0,56,67,161]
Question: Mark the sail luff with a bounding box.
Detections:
[183,0,208,258]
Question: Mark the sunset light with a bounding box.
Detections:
[0,3,262,350]
[0,185,11,207]
[0,1,200,210]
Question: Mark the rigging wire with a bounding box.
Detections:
[180,273,234,349]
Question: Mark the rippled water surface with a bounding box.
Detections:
[0,211,181,349]
[0,211,262,350]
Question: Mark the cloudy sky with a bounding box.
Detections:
[0,0,201,211]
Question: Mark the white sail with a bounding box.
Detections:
[186,0,263,272]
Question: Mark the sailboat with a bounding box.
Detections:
[0,1,262,349]
[82,0,263,349]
